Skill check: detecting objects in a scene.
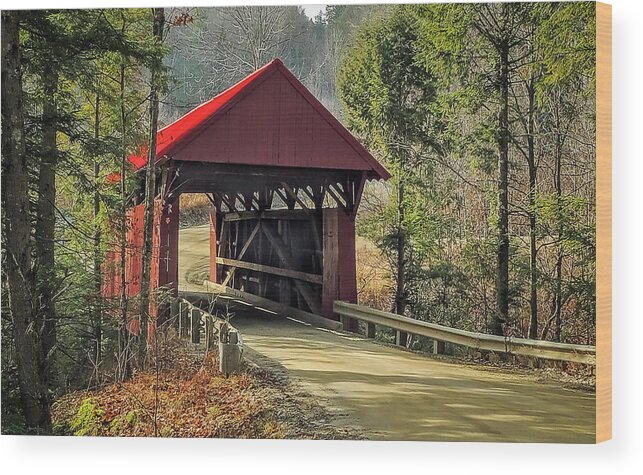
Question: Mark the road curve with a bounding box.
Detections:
[179,224,595,442]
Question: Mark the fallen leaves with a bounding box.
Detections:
[52,349,284,438]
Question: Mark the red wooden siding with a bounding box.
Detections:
[102,198,178,324]
[149,197,179,323]
[126,205,144,297]
[102,204,144,300]
[129,59,389,181]
[321,208,358,320]
[173,68,369,173]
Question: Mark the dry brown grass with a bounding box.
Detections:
[356,236,394,311]
[179,193,211,227]
[180,193,211,210]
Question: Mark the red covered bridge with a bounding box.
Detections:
[102,58,389,329]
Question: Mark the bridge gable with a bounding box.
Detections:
[155,59,390,180]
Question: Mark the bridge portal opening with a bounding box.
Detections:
[173,166,366,324]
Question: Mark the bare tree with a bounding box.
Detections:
[139,7,166,364]
[471,3,532,335]
[166,6,299,108]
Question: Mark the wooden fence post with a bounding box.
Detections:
[191,308,201,344]
[366,322,376,339]
[170,299,179,331]
[205,314,213,351]
[179,301,189,339]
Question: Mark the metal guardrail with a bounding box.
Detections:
[333,301,596,365]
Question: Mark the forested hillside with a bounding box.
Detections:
[162,5,381,120]
[339,3,596,347]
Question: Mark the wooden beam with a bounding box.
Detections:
[325,183,346,209]
[273,187,294,209]
[311,185,325,209]
[300,185,315,202]
[214,192,237,213]
[229,193,241,212]
[261,223,321,314]
[238,192,250,211]
[176,161,354,183]
[222,209,311,222]
[221,221,261,287]
[202,281,341,331]
[281,182,311,213]
[308,213,322,270]
[257,189,269,210]
[351,173,367,220]
[331,182,351,206]
[216,257,322,285]
[267,189,275,209]
[217,219,226,257]
[240,192,260,211]
[300,185,324,210]
[235,220,261,260]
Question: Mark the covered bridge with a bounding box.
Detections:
[102,58,389,328]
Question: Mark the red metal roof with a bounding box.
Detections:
[129,58,390,180]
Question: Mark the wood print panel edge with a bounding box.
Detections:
[596,0,612,443]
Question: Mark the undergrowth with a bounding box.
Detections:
[52,350,285,438]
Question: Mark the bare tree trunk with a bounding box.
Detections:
[93,90,102,364]
[139,7,165,363]
[1,10,51,431]
[553,127,564,342]
[540,102,565,343]
[35,61,58,378]
[526,80,538,339]
[118,38,131,382]
[394,177,408,346]
[494,40,510,336]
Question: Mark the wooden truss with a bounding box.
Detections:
[141,162,363,321]
[213,211,323,315]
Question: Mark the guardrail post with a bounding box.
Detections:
[396,331,409,347]
[219,330,242,377]
[366,322,375,339]
[433,340,445,355]
[191,308,201,344]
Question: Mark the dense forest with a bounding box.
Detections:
[1,3,595,434]
[339,2,596,348]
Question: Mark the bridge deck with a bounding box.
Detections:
[179,225,595,442]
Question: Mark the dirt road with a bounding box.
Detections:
[179,224,595,442]
[178,224,211,293]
